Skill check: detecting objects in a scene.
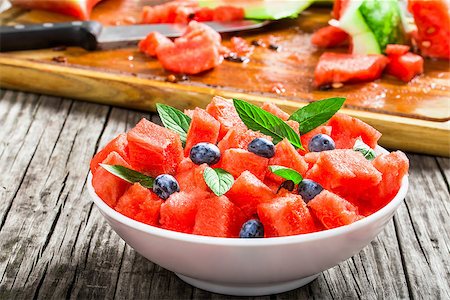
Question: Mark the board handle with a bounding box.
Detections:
[0,21,103,52]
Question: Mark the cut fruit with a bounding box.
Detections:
[298,125,332,156]
[267,139,308,183]
[206,96,244,140]
[175,158,209,192]
[260,102,290,121]
[90,133,128,174]
[217,126,271,153]
[219,148,269,181]
[311,26,349,48]
[184,108,220,156]
[386,52,424,82]
[138,32,172,57]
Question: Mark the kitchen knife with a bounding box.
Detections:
[0,20,270,52]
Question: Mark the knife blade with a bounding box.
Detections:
[0,20,270,52]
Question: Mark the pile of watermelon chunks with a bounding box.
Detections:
[90,96,409,238]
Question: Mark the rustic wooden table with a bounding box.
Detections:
[0,89,449,299]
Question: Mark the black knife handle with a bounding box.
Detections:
[0,21,103,52]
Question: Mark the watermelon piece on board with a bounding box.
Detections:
[90,133,129,174]
[308,190,363,229]
[115,183,163,226]
[139,32,172,57]
[184,108,221,156]
[266,139,308,183]
[127,118,183,177]
[193,195,245,237]
[386,52,424,82]
[175,158,209,192]
[92,151,132,208]
[225,171,275,218]
[298,125,332,156]
[217,127,272,153]
[206,96,244,140]
[311,26,349,48]
[306,149,382,202]
[219,149,269,181]
[260,102,290,121]
[328,113,381,149]
[257,194,317,237]
[212,6,245,22]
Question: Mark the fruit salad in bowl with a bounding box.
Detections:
[88,96,409,295]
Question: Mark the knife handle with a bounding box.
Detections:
[0,21,103,52]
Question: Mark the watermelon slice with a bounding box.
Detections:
[219,149,269,181]
[385,48,424,82]
[206,96,244,140]
[311,26,349,48]
[217,126,271,153]
[90,133,128,174]
[266,139,308,183]
[127,118,183,177]
[184,108,220,156]
[115,183,163,226]
[260,102,290,121]
[91,151,132,208]
[175,158,209,192]
[138,32,172,57]
[257,194,317,237]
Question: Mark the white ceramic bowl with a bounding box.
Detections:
[87,150,408,296]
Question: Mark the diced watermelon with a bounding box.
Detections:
[260,102,290,121]
[332,0,350,19]
[311,26,349,48]
[314,52,389,87]
[127,118,183,177]
[141,1,195,24]
[298,125,332,156]
[193,195,245,237]
[304,152,320,170]
[92,151,132,208]
[225,171,274,217]
[308,190,363,229]
[217,126,271,153]
[266,139,308,183]
[206,96,244,139]
[385,44,411,56]
[115,183,163,226]
[90,133,128,174]
[409,0,450,59]
[386,52,424,82]
[175,158,209,192]
[328,113,381,149]
[257,194,317,237]
[212,6,245,22]
[193,7,214,22]
[219,149,269,181]
[184,108,220,156]
[306,149,382,201]
[138,32,172,57]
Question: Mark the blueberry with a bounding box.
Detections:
[153,174,180,200]
[308,134,336,152]
[239,219,264,238]
[297,179,323,203]
[190,142,221,165]
[248,138,275,158]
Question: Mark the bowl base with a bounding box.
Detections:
[175,273,320,296]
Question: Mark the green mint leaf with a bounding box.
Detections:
[203,167,234,196]
[353,139,377,161]
[269,165,303,184]
[233,99,303,149]
[100,164,154,188]
[289,97,346,134]
[156,103,191,146]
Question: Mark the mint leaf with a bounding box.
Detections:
[269,165,303,184]
[353,139,377,161]
[203,167,234,196]
[100,164,154,188]
[156,103,191,146]
[233,99,303,149]
[289,97,346,134]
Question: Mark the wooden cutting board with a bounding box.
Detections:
[1,0,449,156]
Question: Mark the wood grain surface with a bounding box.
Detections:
[0,1,449,156]
[0,90,449,299]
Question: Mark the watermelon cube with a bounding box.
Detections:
[205,96,244,140]
[298,125,332,155]
[308,190,363,229]
[219,149,269,181]
[115,183,163,226]
[257,194,317,237]
[306,149,382,201]
[193,195,245,237]
[266,139,309,183]
[127,118,183,177]
[139,32,172,57]
[328,113,381,149]
[184,108,221,156]
[175,158,209,192]
[92,151,132,208]
[304,152,320,170]
[260,102,289,121]
[225,171,274,217]
[217,126,272,153]
[90,133,129,174]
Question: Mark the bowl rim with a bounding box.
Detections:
[87,151,409,247]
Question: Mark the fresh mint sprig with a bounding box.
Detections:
[156,103,191,146]
[353,139,377,160]
[203,167,234,196]
[100,164,154,188]
[269,165,303,184]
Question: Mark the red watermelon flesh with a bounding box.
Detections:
[138,32,172,57]
[175,158,209,192]
[308,190,362,229]
[306,149,382,202]
[225,171,275,218]
[206,96,244,139]
[90,133,128,174]
[219,149,269,181]
[267,139,309,183]
[260,102,290,121]
[92,151,132,208]
[184,108,220,156]
[328,113,381,149]
[212,6,245,22]
[115,183,163,226]
[193,195,245,237]
[257,194,317,237]
[127,118,183,177]
[217,126,271,153]
[304,152,321,170]
[298,125,332,156]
